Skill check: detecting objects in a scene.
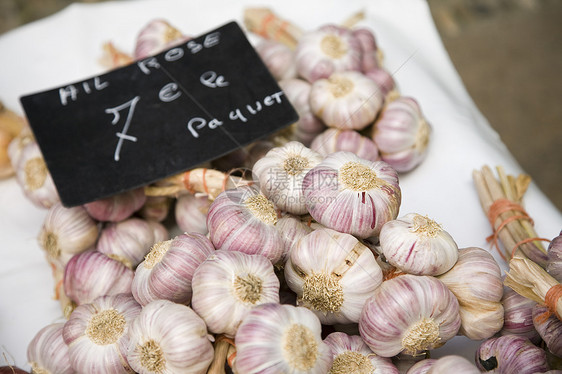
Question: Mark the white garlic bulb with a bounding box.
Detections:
[295,24,362,82]
[379,213,458,276]
[437,247,504,340]
[63,294,141,374]
[310,128,380,162]
[234,303,333,373]
[275,213,314,263]
[191,250,280,337]
[174,193,211,235]
[134,19,190,60]
[97,217,168,269]
[84,187,146,222]
[132,232,215,306]
[372,97,431,173]
[127,299,214,374]
[252,141,322,215]
[38,202,99,271]
[27,322,74,374]
[303,151,401,239]
[309,71,383,131]
[255,39,298,81]
[407,355,480,374]
[285,228,383,324]
[359,274,461,357]
[323,332,399,373]
[207,185,284,264]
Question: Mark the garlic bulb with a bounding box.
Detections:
[27,322,73,374]
[547,230,562,282]
[359,274,461,357]
[13,140,59,208]
[38,202,99,271]
[255,39,298,81]
[191,250,280,337]
[134,19,190,60]
[437,247,504,340]
[84,187,146,222]
[310,71,383,131]
[207,185,284,264]
[303,151,401,238]
[500,286,541,343]
[127,299,214,374]
[275,213,314,263]
[137,196,172,222]
[174,193,211,235]
[285,228,383,324]
[132,232,215,306]
[252,141,322,215]
[406,356,480,374]
[476,335,548,373]
[364,67,398,100]
[371,97,431,173]
[533,304,562,357]
[64,250,134,306]
[234,303,333,373]
[311,128,380,162]
[97,217,168,269]
[63,294,141,374]
[323,332,399,374]
[352,27,381,73]
[245,140,275,169]
[379,213,458,276]
[295,24,362,82]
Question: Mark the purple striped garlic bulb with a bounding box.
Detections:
[547,230,562,282]
[379,213,459,276]
[310,71,383,131]
[476,335,548,373]
[132,232,215,306]
[295,24,362,83]
[406,355,480,374]
[84,187,146,222]
[284,228,383,324]
[174,193,212,235]
[255,39,298,81]
[275,213,314,263]
[134,19,190,60]
[311,128,380,162]
[352,27,382,73]
[324,332,399,373]
[302,151,401,239]
[359,275,461,357]
[252,141,322,215]
[372,97,431,173]
[27,322,73,374]
[191,250,280,337]
[207,185,284,264]
[63,294,141,374]
[532,304,562,357]
[364,67,398,100]
[234,303,333,373]
[500,286,541,343]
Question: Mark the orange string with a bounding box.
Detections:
[258,13,276,37]
[202,168,209,195]
[534,284,562,324]
[227,351,237,368]
[215,335,237,368]
[274,20,289,41]
[182,170,195,194]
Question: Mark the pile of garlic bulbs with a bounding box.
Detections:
[4,12,562,374]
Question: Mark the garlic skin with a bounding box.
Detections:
[191,250,280,337]
[437,247,504,340]
[323,332,399,374]
[174,193,211,235]
[310,71,383,131]
[64,250,134,306]
[63,294,141,374]
[27,322,74,374]
[132,232,215,306]
[38,202,99,271]
[252,141,322,215]
[295,24,362,83]
[134,19,190,60]
[372,97,431,173]
[127,299,214,374]
[207,185,284,264]
[547,230,562,282]
[500,286,541,344]
[285,228,383,324]
[406,356,480,374]
[476,335,549,373]
[533,304,562,357]
[275,213,314,263]
[379,213,458,276]
[303,151,401,239]
[255,39,298,81]
[311,128,380,162]
[234,303,333,374]
[97,217,168,269]
[359,274,461,357]
[84,187,146,222]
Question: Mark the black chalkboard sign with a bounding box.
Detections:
[20,21,298,207]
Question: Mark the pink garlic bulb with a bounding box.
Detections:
[406,356,480,374]
[97,217,168,269]
[352,27,381,72]
[547,230,562,282]
[500,286,541,344]
[295,24,362,83]
[532,304,562,357]
[364,67,398,100]
[63,250,134,305]
[84,187,146,222]
[207,185,284,264]
[174,193,212,235]
[27,322,73,374]
[131,232,215,306]
[134,19,190,60]
[372,97,431,173]
[255,39,298,81]
[302,151,401,238]
[476,335,548,373]
[137,196,172,222]
[275,213,314,263]
[310,128,380,162]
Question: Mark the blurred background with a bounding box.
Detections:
[1,0,560,210]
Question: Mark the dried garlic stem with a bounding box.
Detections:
[207,336,234,374]
[340,10,366,29]
[243,8,303,49]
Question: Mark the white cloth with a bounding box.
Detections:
[1,0,560,370]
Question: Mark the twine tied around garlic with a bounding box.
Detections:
[535,284,562,323]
